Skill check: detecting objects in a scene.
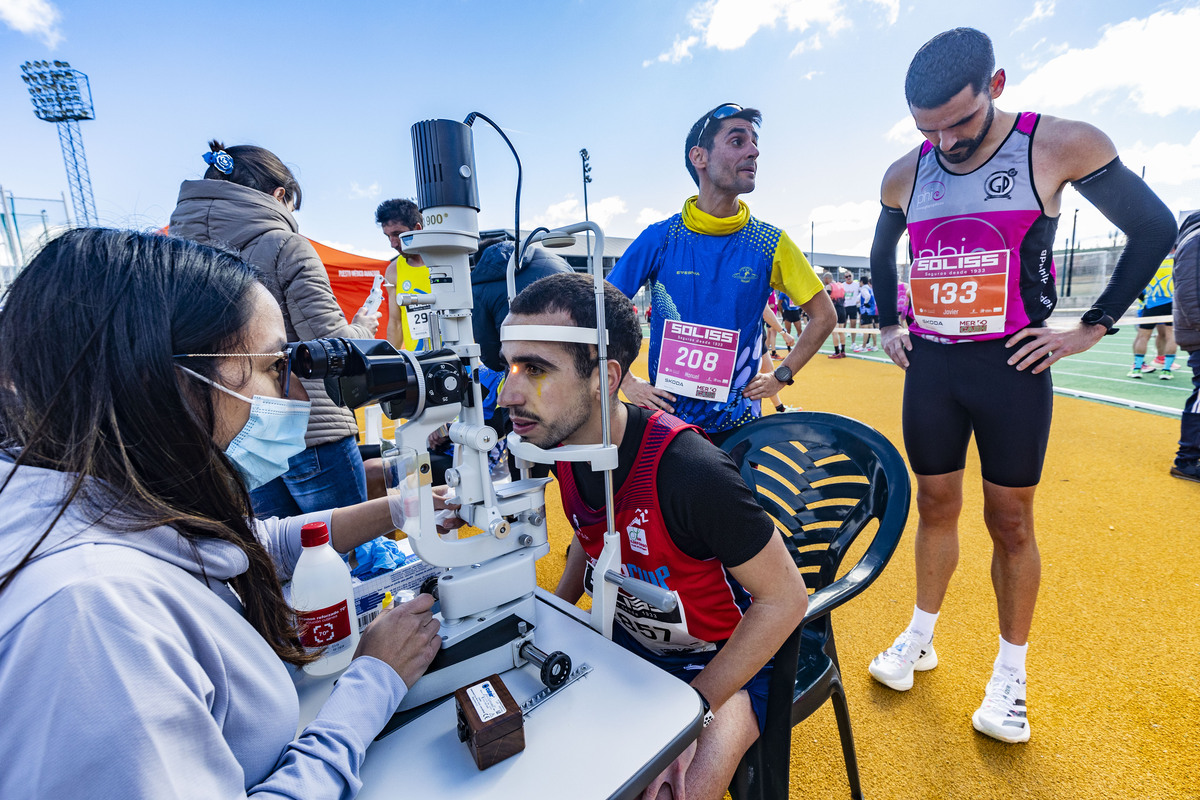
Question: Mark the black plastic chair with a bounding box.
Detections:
[721,412,911,800]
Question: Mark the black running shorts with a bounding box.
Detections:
[834,301,847,325]
[1138,301,1172,330]
[902,335,1053,487]
[845,306,859,320]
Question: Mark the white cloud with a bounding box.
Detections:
[1015,0,1055,32]
[788,34,822,57]
[809,199,881,235]
[800,70,821,81]
[1018,37,1069,71]
[321,241,394,262]
[1006,7,1200,115]
[646,0,895,66]
[637,207,669,226]
[864,0,898,26]
[1121,131,1200,187]
[885,115,921,145]
[349,181,381,200]
[0,0,62,47]
[643,34,700,67]
[531,194,628,231]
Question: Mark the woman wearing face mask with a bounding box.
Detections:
[169,141,381,519]
[0,229,439,798]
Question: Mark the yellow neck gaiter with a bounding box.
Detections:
[681,196,750,236]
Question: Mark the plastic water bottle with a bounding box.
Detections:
[291,521,359,676]
[358,274,384,317]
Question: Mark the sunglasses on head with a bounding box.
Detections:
[696,103,744,145]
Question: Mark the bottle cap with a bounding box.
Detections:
[300,521,330,547]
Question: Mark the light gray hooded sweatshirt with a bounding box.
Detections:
[0,455,406,798]
[168,179,371,448]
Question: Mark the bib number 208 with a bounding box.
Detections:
[674,347,719,372]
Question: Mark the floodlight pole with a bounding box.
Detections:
[1066,208,1078,298]
[21,60,98,227]
[580,148,593,263]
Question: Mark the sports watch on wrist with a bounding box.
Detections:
[773,365,794,385]
[697,690,715,728]
[1080,307,1120,335]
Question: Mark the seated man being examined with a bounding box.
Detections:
[498,272,808,800]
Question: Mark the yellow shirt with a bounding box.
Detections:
[681,197,823,306]
[386,257,432,352]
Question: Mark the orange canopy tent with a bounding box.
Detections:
[157,227,392,340]
[306,239,391,339]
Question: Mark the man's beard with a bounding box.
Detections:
[508,400,591,449]
[939,103,995,164]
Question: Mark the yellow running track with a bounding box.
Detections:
[531,343,1199,800]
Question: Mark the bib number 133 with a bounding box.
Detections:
[927,280,978,305]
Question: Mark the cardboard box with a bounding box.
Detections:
[352,538,440,630]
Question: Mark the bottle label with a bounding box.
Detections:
[298,600,353,650]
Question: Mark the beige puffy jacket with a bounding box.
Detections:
[169,179,371,447]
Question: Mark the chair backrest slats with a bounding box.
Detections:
[722,413,910,595]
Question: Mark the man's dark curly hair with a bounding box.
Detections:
[375,198,421,228]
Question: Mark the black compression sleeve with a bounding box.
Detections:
[1071,157,1177,318]
[870,204,908,327]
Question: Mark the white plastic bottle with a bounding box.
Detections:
[358,274,384,317]
[291,521,359,676]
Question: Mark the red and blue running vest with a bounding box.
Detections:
[556,411,751,654]
[906,112,1059,342]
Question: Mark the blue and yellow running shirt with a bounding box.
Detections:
[609,197,823,434]
[1141,259,1174,310]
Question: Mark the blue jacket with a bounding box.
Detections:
[471,241,572,373]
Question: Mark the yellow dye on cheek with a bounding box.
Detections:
[532,371,546,397]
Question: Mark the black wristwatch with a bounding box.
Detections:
[773,365,794,385]
[1080,307,1120,335]
[696,690,715,728]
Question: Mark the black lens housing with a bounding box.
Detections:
[293,338,469,420]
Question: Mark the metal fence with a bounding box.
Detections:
[0,185,73,294]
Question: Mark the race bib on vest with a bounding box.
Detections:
[909,249,1010,336]
[654,320,739,402]
[406,304,433,341]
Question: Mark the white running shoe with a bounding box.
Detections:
[852,344,865,353]
[972,670,1030,743]
[868,630,938,691]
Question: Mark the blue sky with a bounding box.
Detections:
[2,0,1197,261]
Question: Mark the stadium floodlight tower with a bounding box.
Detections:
[21,60,98,227]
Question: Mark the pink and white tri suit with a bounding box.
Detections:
[906,112,1059,342]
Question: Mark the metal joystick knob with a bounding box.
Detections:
[520,641,571,689]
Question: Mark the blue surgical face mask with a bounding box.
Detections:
[177,365,311,490]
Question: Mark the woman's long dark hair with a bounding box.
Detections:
[0,228,316,666]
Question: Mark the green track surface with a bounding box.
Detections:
[826,316,1191,418]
